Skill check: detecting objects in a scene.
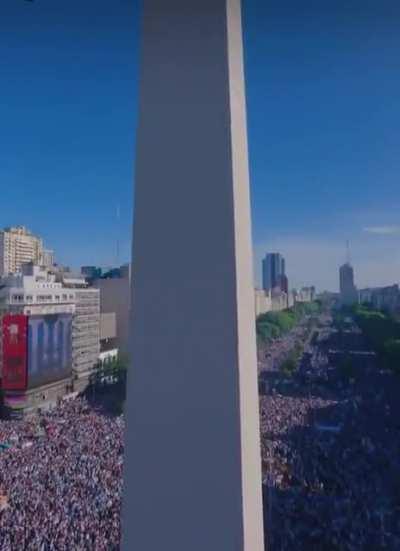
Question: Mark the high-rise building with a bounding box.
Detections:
[339,262,358,305]
[278,274,289,294]
[0,226,44,276]
[262,252,286,292]
[340,241,358,306]
[41,249,55,269]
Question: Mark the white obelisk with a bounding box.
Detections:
[121,1,265,550]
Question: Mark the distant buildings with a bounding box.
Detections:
[294,286,316,303]
[317,291,339,309]
[262,253,286,293]
[101,265,129,280]
[0,226,44,276]
[257,251,316,315]
[93,264,131,358]
[339,262,358,305]
[255,285,315,317]
[41,249,55,269]
[278,274,289,295]
[255,289,272,317]
[359,284,400,315]
[81,266,102,282]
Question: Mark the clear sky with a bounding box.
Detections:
[1,0,400,291]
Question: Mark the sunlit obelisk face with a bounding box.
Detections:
[121,1,265,550]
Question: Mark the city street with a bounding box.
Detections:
[259,313,400,550]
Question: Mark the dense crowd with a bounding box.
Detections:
[0,313,399,550]
[0,398,124,550]
[258,321,310,373]
[260,317,400,550]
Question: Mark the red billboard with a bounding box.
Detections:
[2,314,28,391]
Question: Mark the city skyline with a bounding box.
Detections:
[0,221,397,295]
[254,233,400,293]
[2,1,400,291]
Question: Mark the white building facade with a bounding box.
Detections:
[255,285,315,318]
[0,264,75,416]
[41,249,55,268]
[254,288,272,317]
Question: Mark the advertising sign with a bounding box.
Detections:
[27,313,72,389]
[2,314,28,391]
[3,394,27,408]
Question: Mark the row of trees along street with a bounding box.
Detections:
[256,300,322,343]
[336,303,400,374]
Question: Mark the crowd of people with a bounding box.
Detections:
[0,312,399,549]
[260,315,400,550]
[258,320,310,373]
[0,398,124,550]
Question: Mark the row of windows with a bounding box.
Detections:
[11,293,74,303]
[73,327,99,335]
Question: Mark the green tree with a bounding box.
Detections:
[383,339,400,373]
[281,355,297,376]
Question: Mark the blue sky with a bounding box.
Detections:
[1,1,400,291]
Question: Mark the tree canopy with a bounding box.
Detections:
[256,301,321,343]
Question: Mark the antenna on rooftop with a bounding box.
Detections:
[115,203,121,268]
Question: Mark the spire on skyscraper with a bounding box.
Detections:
[346,240,351,265]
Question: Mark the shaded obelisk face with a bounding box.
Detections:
[121,1,265,550]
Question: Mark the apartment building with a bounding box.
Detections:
[0,226,45,276]
[56,272,100,392]
[41,249,55,268]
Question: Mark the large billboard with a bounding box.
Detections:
[2,314,28,391]
[27,314,72,389]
